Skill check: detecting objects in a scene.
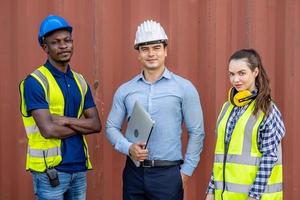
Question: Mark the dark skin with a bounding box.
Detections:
[32,29,101,139]
[32,108,101,139]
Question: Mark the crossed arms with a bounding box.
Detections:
[32,107,101,139]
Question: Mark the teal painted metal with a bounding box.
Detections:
[0,0,299,199]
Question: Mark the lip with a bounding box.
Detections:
[146,59,157,62]
[234,84,243,89]
[58,51,71,55]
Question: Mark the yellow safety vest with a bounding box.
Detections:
[19,65,92,172]
[213,100,283,200]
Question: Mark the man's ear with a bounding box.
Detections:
[165,46,167,57]
[41,43,48,53]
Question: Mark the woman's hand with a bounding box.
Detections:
[205,193,214,200]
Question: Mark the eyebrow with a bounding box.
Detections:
[152,44,162,48]
[141,44,162,49]
[229,69,247,73]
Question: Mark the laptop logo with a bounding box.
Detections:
[134,129,139,138]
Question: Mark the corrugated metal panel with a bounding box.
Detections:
[1,0,299,199]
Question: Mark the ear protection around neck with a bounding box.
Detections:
[228,87,257,107]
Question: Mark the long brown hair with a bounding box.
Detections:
[229,49,271,115]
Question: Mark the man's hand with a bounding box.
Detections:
[248,197,257,200]
[51,115,69,126]
[129,143,148,162]
[205,194,214,200]
[180,173,189,189]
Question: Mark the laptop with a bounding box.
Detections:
[125,101,155,167]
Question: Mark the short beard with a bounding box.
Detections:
[54,57,71,64]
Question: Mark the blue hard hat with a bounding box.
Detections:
[38,15,73,45]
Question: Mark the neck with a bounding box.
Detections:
[143,66,165,83]
[48,58,69,73]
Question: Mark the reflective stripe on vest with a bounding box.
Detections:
[215,181,282,194]
[213,100,283,200]
[28,146,61,158]
[20,65,92,172]
[25,124,39,136]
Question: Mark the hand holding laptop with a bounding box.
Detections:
[125,101,155,167]
[129,142,149,162]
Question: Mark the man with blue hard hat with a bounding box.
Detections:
[19,15,101,200]
[106,20,205,200]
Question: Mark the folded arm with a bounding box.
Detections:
[32,109,77,139]
[52,107,101,135]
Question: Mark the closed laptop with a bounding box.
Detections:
[125,101,155,166]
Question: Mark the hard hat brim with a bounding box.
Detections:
[39,27,72,46]
[134,39,168,50]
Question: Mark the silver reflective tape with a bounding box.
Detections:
[33,69,49,102]
[73,72,87,95]
[264,183,283,193]
[277,144,283,164]
[243,113,259,154]
[28,147,61,158]
[215,181,282,194]
[215,152,282,165]
[25,125,40,135]
[215,154,261,165]
[216,102,231,130]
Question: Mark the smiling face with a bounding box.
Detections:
[228,58,259,92]
[138,43,167,71]
[42,29,73,66]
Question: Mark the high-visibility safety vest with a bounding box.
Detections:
[213,100,282,200]
[19,66,92,172]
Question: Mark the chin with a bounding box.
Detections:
[146,65,159,69]
[235,87,245,91]
[61,56,72,62]
[58,59,71,64]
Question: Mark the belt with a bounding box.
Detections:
[141,160,183,168]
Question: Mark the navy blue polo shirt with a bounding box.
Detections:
[24,61,96,173]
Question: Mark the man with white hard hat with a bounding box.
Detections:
[106,20,205,200]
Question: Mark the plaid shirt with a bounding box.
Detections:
[207,102,285,200]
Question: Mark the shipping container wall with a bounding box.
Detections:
[0,0,299,199]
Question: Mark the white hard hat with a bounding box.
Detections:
[134,20,168,49]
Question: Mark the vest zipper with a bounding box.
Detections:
[221,108,234,200]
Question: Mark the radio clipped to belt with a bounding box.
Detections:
[43,151,60,187]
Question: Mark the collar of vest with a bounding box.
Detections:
[44,60,73,78]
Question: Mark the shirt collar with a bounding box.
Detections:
[137,67,172,83]
[44,60,73,78]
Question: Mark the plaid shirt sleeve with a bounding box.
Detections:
[207,173,215,194]
[248,103,285,199]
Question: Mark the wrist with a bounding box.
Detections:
[65,117,72,126]
[128,144,133,156]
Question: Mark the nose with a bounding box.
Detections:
[231,75,240,83]
[148,48,155,56]
[58,41,68,48]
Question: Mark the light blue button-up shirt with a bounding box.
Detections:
[106,68,205,176]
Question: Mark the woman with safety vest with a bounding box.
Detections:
[205,49,285,200]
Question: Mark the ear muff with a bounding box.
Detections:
[228,88,257,107]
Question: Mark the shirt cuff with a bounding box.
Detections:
[115,140,133,156]
[180,162,195,176]
[207,188,214,194]
[249,191,261,200]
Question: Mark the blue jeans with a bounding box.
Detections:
[31,171,87,200]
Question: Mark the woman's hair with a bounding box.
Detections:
[229,49,271,115]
